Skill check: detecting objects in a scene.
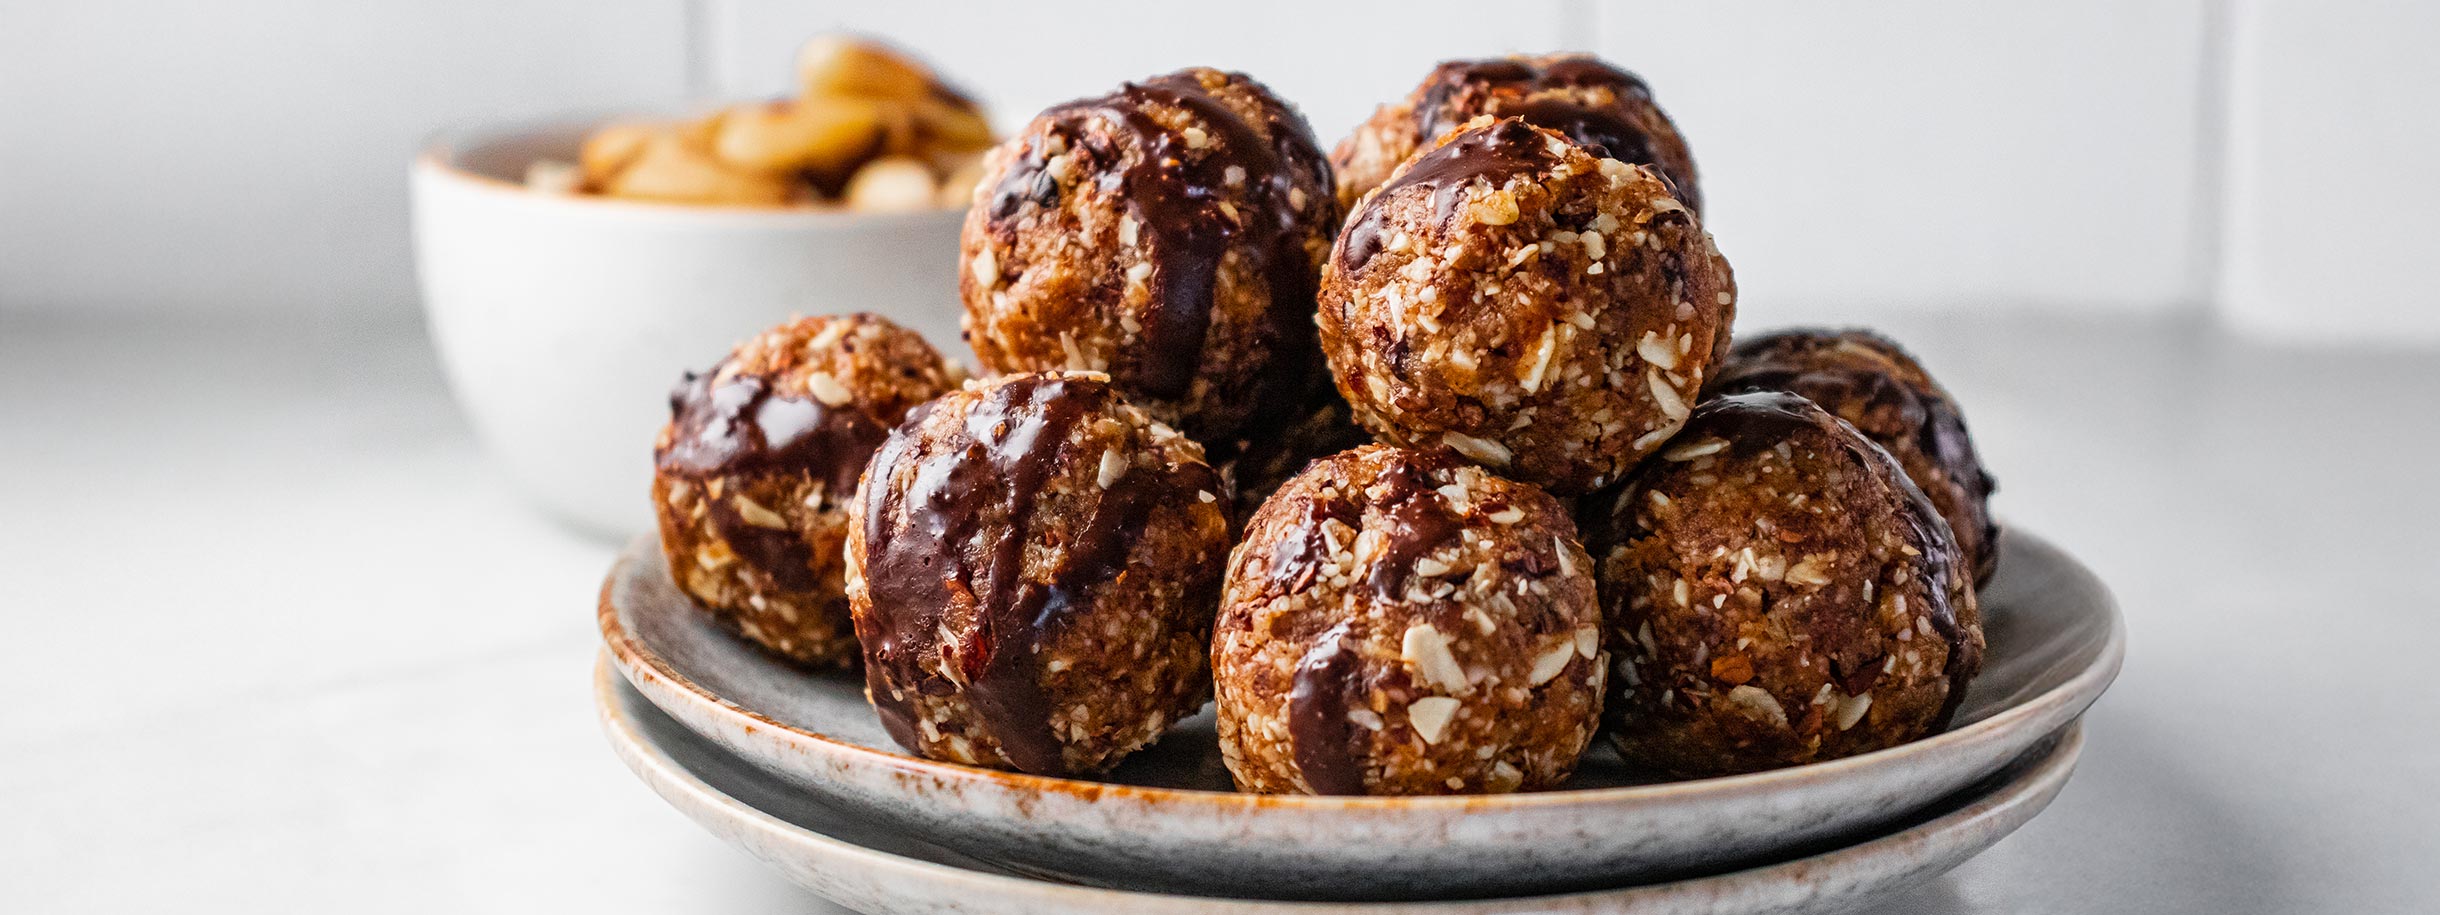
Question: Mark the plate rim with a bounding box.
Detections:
[599,525,2124,812]
[595,655,2086,912]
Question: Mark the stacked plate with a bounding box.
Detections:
[595,528,2122,915]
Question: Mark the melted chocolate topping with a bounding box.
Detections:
[1273,450,1471,795]
[659,365,893,591]
[1266,496,1360,594]
[987,72,1330,431]
[1339,117,1560,272]
[1288,623,1367,795]
[1412,56,1695,210]
[1719,330,1997,517]
[1682,390,1834,459]
[1497,96,1658,170]
[857,375,1218,775]
[1877,456,1973,722]
[1363,460,1468,603]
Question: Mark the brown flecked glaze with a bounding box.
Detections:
[846,371,1230,776]
[1710,328,2000,584]
[1332,54,1699,214]
[961,68,1340,445]
[1214,445,1604,795]
[1582,392,1984,777]
[653,313,960,666]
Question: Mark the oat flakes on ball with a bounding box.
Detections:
[960,67,1340,445]
[1214,444,1604,796]
[845,371,1231,776]
[1582,392,1984,777]
[1322,118,1735,494]
[653,313,960,667]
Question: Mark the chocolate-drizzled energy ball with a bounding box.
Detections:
[654,314,960,666]
[1333,54,1699,213]
[961,68,1340,444]
[1711,329,2001,584]
[846,372,1231,776]
[1583,392,1983,776]
[1322,118,1736,494]
[1214,445,1603,795]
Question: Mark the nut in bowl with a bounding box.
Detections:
[413,38,995,537]
[543,36,994,211]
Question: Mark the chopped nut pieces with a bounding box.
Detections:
[1581,392,1984,776]
[1321,119,1734,494]
[653,313,960,667]
[1214,445,1603,795]
[1710,328,2001,585]
[845,372,1230,776]
[959,68,1340,445]
[640,51,2002,799]
[1330,54,1702,214]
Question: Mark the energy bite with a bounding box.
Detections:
[845,372,1231,776]
[1321,118,1736,494]
[654,313,960,667]
[1214,445,1603,795]
[1582,392,1983,776]
[961,68,1341,444]
[1710,328,2001,585]
[1333,54,1700,213]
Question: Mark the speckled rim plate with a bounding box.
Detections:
[598,657,2084,915]
[600,526,2121,900]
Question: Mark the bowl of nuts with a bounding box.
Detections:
[412,37,992,538]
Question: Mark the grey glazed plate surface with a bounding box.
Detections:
[597,660,2085,915]
[600,527,2120,901]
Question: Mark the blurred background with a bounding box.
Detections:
[4,2,2436,913]
[5,0,2436,339]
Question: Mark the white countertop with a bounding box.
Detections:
[4,313,2433,913]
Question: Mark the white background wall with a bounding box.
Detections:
[3,1,2434,342]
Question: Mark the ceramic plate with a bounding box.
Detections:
[600,527,2120,900]
[598,660,2083,914]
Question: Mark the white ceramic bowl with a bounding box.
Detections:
[410,114,968,538]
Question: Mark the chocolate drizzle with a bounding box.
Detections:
[658,365,893,591]
[1274,450,1471,795]
[1716,329,1999,584]
[1868,437,1975,725]
[987,71,1331,436]
[1363,460,1468,603]
[1498,96,1658,169]
[1287,623,1366,795]
[1339,117,1560,272]
[1683,390,1834,459]
[1266,496,1359,594]
[858,375,1218,775]
[1418,58,1649,155]
[1717,334,2000,590]
[1411,56,1695,211]
[1681,392,1977,722]
[1415,55,1698,211]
